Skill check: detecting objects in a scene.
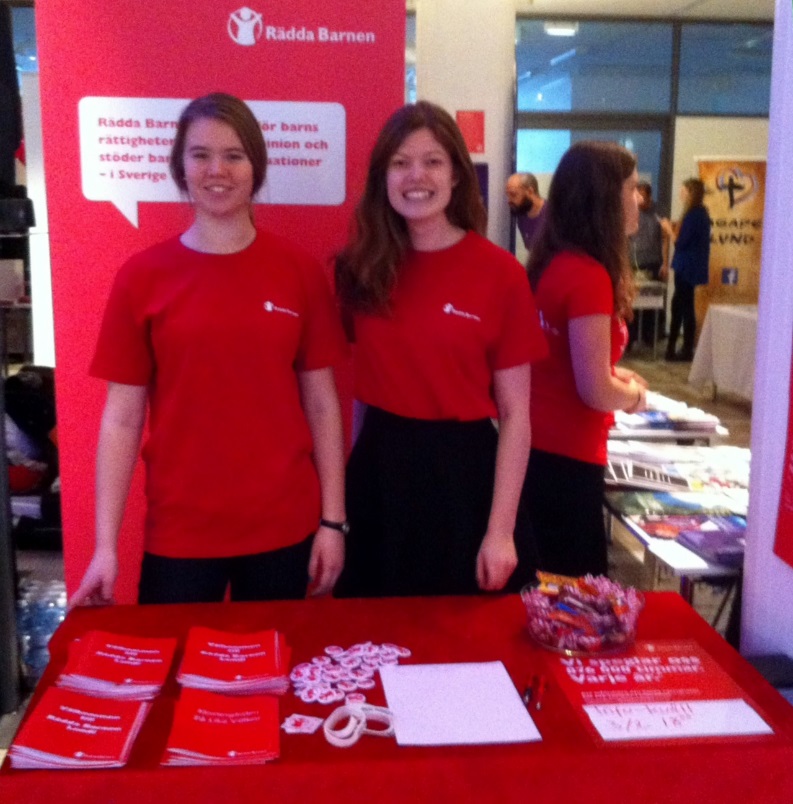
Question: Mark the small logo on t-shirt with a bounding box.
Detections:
[263,300,299,317]
[538,311,560,337]
[443,303,481,322]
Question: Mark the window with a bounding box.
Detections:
[516,20,673,113]
[406,13,416,103]
[679,24,773,116]
[11,6,37,78]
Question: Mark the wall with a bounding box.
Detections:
[670,117,769,220]
[742,0,793,658]
[416,0,515,249]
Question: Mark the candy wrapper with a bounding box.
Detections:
[521,573,644,656]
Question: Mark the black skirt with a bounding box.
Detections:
[336,406,538,598]
[520,448,608,577]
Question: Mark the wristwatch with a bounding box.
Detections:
[320,518,350,536]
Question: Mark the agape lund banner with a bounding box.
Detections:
[35,0,405,602]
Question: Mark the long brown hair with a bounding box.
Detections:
[170,93,267,196]
[336,101,487,314]
[681,177,705,217]
[527,140,637,318]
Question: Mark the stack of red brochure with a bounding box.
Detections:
[161,688,279,766]
[9,687,150,769]
[177,627,291,695]
[56,630,177,700]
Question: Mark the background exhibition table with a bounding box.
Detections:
[2,595,793,803]
[689,304,759,401]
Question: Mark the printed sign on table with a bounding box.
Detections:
[551,640,773,743]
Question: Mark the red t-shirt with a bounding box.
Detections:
[352,231,547,420]
[530,251,628,465]
[90,230,347,558]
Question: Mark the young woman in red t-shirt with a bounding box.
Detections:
[521,141,649,577]
[335,102,547,597]
[70,94,347,606]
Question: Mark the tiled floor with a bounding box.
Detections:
[0,342,756,751]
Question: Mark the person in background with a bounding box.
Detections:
[71,93,347,606]
[628,181,669,348]
[335,101,547,598]
[521,141,649,578]
[506,172,547,250]
[660,177,712,362]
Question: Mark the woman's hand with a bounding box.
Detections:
[614,366,648,389]
[623,378,648,413]
[476,530,518,591]
[69,547,118,608]
[307,525,345,596]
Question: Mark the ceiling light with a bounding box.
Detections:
[544,21,579,37]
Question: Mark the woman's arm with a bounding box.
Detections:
[569,315,648,413]
[70,383,147,607]
[298,367,346,596]
[476,362,531,592]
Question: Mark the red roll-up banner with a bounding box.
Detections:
[35,1,405,602]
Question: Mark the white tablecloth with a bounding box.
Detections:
[689,304,758,401]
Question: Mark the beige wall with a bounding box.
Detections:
[416,0,516,249]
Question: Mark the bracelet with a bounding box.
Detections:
[323,703,395,748]
[629,385,642,412]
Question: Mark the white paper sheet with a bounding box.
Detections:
[380,661,542,746]
[583,698,773,741]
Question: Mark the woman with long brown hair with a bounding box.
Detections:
[521,140,649,577]
[660,177,712,361]
[336,101,547,597]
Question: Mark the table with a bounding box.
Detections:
[604,501,739,605]
[611,391,728,445]
[689,304,758,401]
[2,595,793,803]
[632,280,666,360]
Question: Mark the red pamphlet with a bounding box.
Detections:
[9,687,150,769]
[56,630,177,700]
[162,688,280,766]
[177,627,291,695]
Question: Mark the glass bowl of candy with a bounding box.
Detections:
[520,572,644,657]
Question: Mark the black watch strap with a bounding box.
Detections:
[320,518,350,536]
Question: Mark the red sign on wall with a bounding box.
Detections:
[35,1,405,602]
[455,110,485,154]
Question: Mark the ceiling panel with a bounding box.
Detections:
[513,0,774,21]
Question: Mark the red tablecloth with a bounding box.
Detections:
[2,593,793,803]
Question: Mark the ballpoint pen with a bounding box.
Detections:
[533,675,548,711]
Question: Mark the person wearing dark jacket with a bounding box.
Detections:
[661,178,711,361]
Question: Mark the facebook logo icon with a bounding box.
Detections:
[722,268,739,285]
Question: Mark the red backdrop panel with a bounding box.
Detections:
[35,1,405,602]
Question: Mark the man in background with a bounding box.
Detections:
[506,172,546,251]
[629,181,669,348]
[631,181,669,282]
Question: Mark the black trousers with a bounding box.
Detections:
[337,407,538,598]
[138,536,314,604]
[520,448,608,577]
[667,276,696,358]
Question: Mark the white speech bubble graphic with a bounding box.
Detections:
[79,97,346,227]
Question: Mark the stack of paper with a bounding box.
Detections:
[56,630,177,700]
[380,661,542,746]
[161,688,279,766]
[177,627,291,695]
[9,687,150,769]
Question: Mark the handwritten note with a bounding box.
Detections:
[583,698,772,741]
